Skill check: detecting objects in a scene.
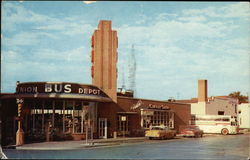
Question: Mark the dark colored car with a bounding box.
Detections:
[179,125,203,138]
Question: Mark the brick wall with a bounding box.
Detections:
[98,97,191,136]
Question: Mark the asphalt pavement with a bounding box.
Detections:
[3,133,249,159]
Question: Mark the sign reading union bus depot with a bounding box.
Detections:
[16,82,109,97]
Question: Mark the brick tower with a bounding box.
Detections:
[91,20,118,102]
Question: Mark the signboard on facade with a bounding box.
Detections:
[148,104,170,110]
[131,99,170,111]
[16,82,109,97]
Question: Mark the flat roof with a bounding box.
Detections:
[117,96,190,106]
[1,93,112,102]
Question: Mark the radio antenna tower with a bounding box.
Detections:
[121,65,126,90]
[128,44,137,96]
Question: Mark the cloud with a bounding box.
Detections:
[3,31,57,47]
[182,2,250,19]
[219,2,250,19]
[33,21,93,37]
[2,3,53,32]
[1,46,92,92]
[2,3,94,36]
[118,18,236,48]
[156,13,178,21]
[178,16,206,22]
[2,46,89,64]
[135,14,150,25]
[64,23,93,36]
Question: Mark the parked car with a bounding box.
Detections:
[145,126,176,140]
[179,125,203,138]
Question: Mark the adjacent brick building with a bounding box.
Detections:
[98,95,191,138]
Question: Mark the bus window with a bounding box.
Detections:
[222,118,229,121]
[231,121,237,126]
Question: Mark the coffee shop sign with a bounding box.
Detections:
[131,100,170,110]
[16,83,101,95]
[148,104,169,110]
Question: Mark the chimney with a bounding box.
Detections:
[198,80,207,102]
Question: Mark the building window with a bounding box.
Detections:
[141,109,174,129]
[117,115,129,136]
[218,111,224,115]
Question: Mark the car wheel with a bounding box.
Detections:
[221,128,229,135]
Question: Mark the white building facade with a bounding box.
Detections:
[237,103,250,129]
[190,97,238,116]
[190,80,238,117]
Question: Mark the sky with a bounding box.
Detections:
[1,1,250,100]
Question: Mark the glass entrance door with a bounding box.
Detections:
[98,118,107,139]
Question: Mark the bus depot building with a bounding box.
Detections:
[0,82,191,146]
[0,20,191,146]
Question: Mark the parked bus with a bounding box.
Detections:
[191,114,238,135]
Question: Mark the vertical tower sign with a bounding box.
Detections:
[91,20,118,102]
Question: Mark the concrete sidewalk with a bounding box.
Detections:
[15,137,147,150]
[12,133,250,150]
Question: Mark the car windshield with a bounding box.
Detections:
[185,128,195,130]
[151,126,169,130]
[151,127,164,130]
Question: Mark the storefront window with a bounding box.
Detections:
[141,109,174,129]
[54,101,63,135]
[21,99,97,142]
[73,101,83,133]
[44,100,53,132]
[23,99,48,142]
[64,101,73,133]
